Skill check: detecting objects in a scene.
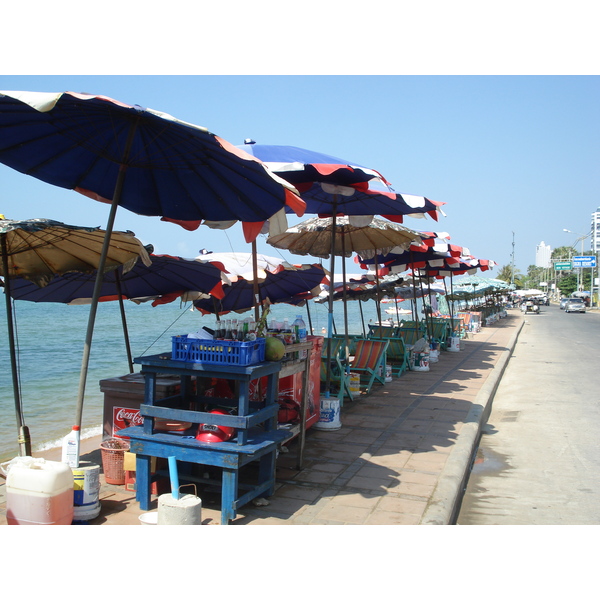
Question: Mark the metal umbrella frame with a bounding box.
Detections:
[0,91,305,438]
[0,217,150,456]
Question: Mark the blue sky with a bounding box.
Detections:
[2,75,598,277]
[2,3,599,279]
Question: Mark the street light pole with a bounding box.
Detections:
[563,228,591,296]
[510,231,515,286]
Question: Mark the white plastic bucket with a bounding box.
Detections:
[313,396,342,430]
[411,351,430,372]
[447,335,460,352]
[138,512,158,525]
[349,373,361,397]
[2,457,74,525]
[72,462,101,522]
[429,348,439,363]
[377,364,393,382]
[385,364,393,382]
[72,462,100,507]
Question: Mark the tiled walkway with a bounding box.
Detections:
[0,312,522,525]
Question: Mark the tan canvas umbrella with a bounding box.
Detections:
[1,217,150,456]
[268,216,422,379]
[267,216,422,260]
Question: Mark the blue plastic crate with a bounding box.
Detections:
[171,335,266,366]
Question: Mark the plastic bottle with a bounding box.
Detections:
[293,315,308,357]
[282,318,293,345]
[61,425,81,468]
[293,315,307,343]
[240,319,249,341]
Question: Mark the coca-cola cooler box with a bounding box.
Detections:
[99,372,181,439]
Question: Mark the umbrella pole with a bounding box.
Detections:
[115,271,134,373]
[375,262,383,339]
[75,121,138,433]
[359,300,366,336]
[443,278,450,315]
[212,296,221,320]
[1,234,32,456]
[408,250,419,324]
[324,205,338,397]
[450,273,455,321]
[450,273,457,335]
[418,270,432,341]
[252,240,260,322]
[341,231,350,369]
[305,300,313,336]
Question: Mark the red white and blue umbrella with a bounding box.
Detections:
[238,141,445,396]
[192,252,328,316]
[6,253,227,306]
[238,141,444,222]
[0,91,305,435]
[5,253,228,374]
[0,93,304,230]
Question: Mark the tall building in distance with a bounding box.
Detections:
[591,206,600,253]
[535,241,552,268]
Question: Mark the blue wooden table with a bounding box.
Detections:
[121,353,290,524]
[119,426,291,524]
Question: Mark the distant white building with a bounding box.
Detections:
[535,241,552,268]
[591,206,600,253]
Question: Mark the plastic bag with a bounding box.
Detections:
[412,337,429,353]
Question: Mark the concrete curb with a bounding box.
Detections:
[419,317,525,525]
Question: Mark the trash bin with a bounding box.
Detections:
[100,438,130,485]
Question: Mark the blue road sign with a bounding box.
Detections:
[573,256,597,268]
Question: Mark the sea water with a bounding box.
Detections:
[1,296,420,462]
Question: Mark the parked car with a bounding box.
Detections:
[559,298,569,310]
[564,298,586,313]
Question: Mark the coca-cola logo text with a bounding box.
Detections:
[113,407,144,431]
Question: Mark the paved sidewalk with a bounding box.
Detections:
[0,312,523,525]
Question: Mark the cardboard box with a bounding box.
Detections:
[123,451,158,472]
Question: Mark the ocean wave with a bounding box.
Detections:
[33,424,103,454]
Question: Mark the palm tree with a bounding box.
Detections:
[496,264,523,288]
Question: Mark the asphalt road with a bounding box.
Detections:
[457,304,600,525]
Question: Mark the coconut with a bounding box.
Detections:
[265,336,286,361]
